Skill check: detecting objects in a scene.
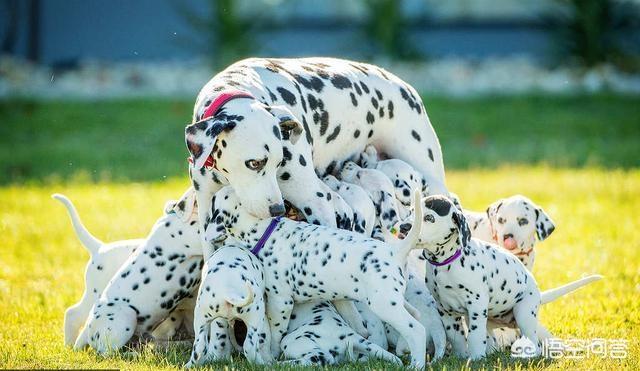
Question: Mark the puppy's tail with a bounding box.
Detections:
[395,189,423,260]
[225,281,254,308]
[52,193,102,255]
[541,275,603,305]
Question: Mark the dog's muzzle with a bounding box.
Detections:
[269,203,286,217]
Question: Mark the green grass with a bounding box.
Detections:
[1,94,639,184]
[1,95,639,369]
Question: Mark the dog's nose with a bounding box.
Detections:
[503,233,514,240]
[399,223,412,234]
[269,203,286,217]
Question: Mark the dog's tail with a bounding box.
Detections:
[52,193,103,255]
[394,189,423,260]
[541,274,603,305]
[225,281,254,307]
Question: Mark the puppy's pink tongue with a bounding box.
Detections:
[503,237,518,250]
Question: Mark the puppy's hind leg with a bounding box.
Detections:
[64,297,93,347]
[334,300,369,338]
[347,335,402,365]
[370,300,426,368]
[265,295,294,358]
[186,320,211,368]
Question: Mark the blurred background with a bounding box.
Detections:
[0,0,639,183]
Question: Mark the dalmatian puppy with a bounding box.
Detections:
[55,191,199,347]
[339,161,405,234]
[280,301,400,366]
[324,186,355,231]
[205,186,428,367]
[185,57,448,255]
[54,194,141,347]
[73,190,204,354]
[186,241,272,366]
[360,144,428,207]
[323,175,376,236]
[465,195,556,270]
[405,195,543,359]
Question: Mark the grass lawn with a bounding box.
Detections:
[0,95,639,370]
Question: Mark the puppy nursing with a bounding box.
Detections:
[205,186,427,367]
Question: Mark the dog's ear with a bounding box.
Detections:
[452,209,471,248]
[534,206,556,241]
[165,187,198,222]
[448,192,463,212]
[486,198,504,240]
[204,197,228,244]
[268,105,303,145]
[185,117,236,169]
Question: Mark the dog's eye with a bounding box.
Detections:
[245,158,267,171]
[518,218,528,226]
[497,217,506,224]
[424,214,435,223]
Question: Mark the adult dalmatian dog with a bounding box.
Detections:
[184,57,447,254]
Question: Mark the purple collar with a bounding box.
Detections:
[428,249,462,266]
[250,216,282,256]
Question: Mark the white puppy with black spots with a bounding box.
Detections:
[73,190,204,354]
[187,240,272,366]
[465,195,556,271]
[408,195,543,359]
[359,144,428,207]
[280,301,400,366]
[339,161,405,236]
[464,195,602,350]
[204,186,428,367]
[323,175,376,236]
[55,191,200,348]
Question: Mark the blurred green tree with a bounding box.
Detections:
[362,0,421,60]
[175,0,256,69]
[550,0,640,69]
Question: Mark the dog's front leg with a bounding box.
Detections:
[265,295,294,358]
[465,299,489,360]
[440,312,468,357]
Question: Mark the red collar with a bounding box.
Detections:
[188,90,254,169]
[201,90,254,120]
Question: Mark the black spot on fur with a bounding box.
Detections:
[330,74,352,89]
[277,87,297,106]
[326,125,341,143]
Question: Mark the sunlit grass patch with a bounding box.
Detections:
[0,166,638,370]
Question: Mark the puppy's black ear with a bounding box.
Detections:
[535,207,556,241]
[185,117,236,169]
[204,195,227,243]
[268,105,303,144]
[165,187,198,222]
[452,210,471,248]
